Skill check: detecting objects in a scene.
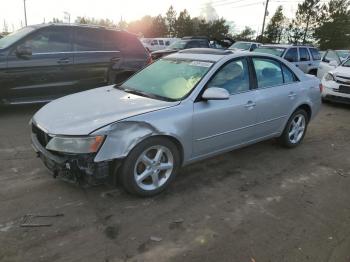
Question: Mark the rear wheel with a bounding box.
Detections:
[119,137,180,197]
[279,109,308,148]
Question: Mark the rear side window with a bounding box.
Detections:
[104,31,120,51]
[253,58,283,88]
[23,27,71,53]
[284,48,298,62]
[309,48,321,60]
[282,64,298,84]
[299,48,310,61]
[159,40,164,45]
[118,32,146,55]
[74,28,104,51]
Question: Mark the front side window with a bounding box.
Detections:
[323,50,341,64]
[207,59,250,94]
[229,42,251,50]
[165,41,170,46]
[299,48,310,61]
[158,40,164,45]
[22,27,71,53]
[186,41,200,49]
[122,59,213,100]
[253,58,283,88]
[284,48,298,62]
[168,40,187,50]
[74,28,104,51]
[0,27,35,49]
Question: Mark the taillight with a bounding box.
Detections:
[146,54,153,65]
[319,83,323,93]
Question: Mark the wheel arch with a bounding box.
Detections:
[295,103,312,121]
[93,121,185,165]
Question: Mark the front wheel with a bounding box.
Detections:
[279,109,309,148]
[119,137,180,197]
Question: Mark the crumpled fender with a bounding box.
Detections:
[93,121,160,162]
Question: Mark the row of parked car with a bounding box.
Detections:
[0,24,347,196]
[144,37,350,105]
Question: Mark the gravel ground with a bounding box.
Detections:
[0,103,349,262]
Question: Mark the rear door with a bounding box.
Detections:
[252,57,300,138]
[72,27,121,93]
[5,26,74,102]
[297,47,312,73]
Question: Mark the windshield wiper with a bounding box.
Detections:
[114,85,176,102]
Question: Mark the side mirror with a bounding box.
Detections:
[202,87,229,101]
[16,45,32,58]
[329,60,338,67]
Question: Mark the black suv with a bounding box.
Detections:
[0,24,151,105]
[151,36,211,60]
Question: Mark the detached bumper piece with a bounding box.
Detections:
[31,132,110,186]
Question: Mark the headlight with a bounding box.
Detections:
[46,136,105,154]
[324,73,335,82]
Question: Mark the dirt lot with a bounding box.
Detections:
[0,103,350,262]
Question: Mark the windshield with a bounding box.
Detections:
[120,59,213,101]
[229,42,251,50]
[168,40,187,50]
[0,27,35,49]
[342,59,350,67]
[254,46,285,57]
[336,50,350,60]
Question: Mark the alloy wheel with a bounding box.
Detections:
[134,145,174,191]
[288,114,306,144]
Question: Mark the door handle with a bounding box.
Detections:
[308,63,312,66]
[110,57,121,62]
[57,58,70,64]
[288,92,297,99]
[244,101,256,109]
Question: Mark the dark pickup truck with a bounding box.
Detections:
[0,23,151,105]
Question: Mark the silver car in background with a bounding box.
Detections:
[31,49,322,196]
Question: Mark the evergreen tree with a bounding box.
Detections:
[265,6,285,43]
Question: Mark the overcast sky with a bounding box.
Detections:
[1,0,312,34]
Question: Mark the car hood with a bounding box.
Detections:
[333,66,350,77]
[33,85,179,136]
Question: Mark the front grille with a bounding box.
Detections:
[32,124,52,147]
[335,85,350,94]
[336,75,350,85]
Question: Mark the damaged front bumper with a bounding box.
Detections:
[31,133,111,185]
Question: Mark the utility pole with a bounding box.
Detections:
[261,0,269,40]
[23,0,27,26]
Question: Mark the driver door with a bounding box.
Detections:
[192,58,258,157]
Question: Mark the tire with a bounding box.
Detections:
[279,109,309,148]
[119,137,180,197]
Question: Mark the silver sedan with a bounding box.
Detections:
[31,49,322,196]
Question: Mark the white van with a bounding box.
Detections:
[141,38,180,52]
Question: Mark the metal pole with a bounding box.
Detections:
[261,0,269,40]
[23,0,27,26]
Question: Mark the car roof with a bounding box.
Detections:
[28,23,126,32]
[166,49,279,63]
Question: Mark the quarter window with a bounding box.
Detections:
[253,58,283,88]
[23,27,71,53]
[309,48,321,60]
[299,48,310,61]
[284,48,298,62]
[74,28,104,51]
[207,59,250,94]
[282,64,298,84]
